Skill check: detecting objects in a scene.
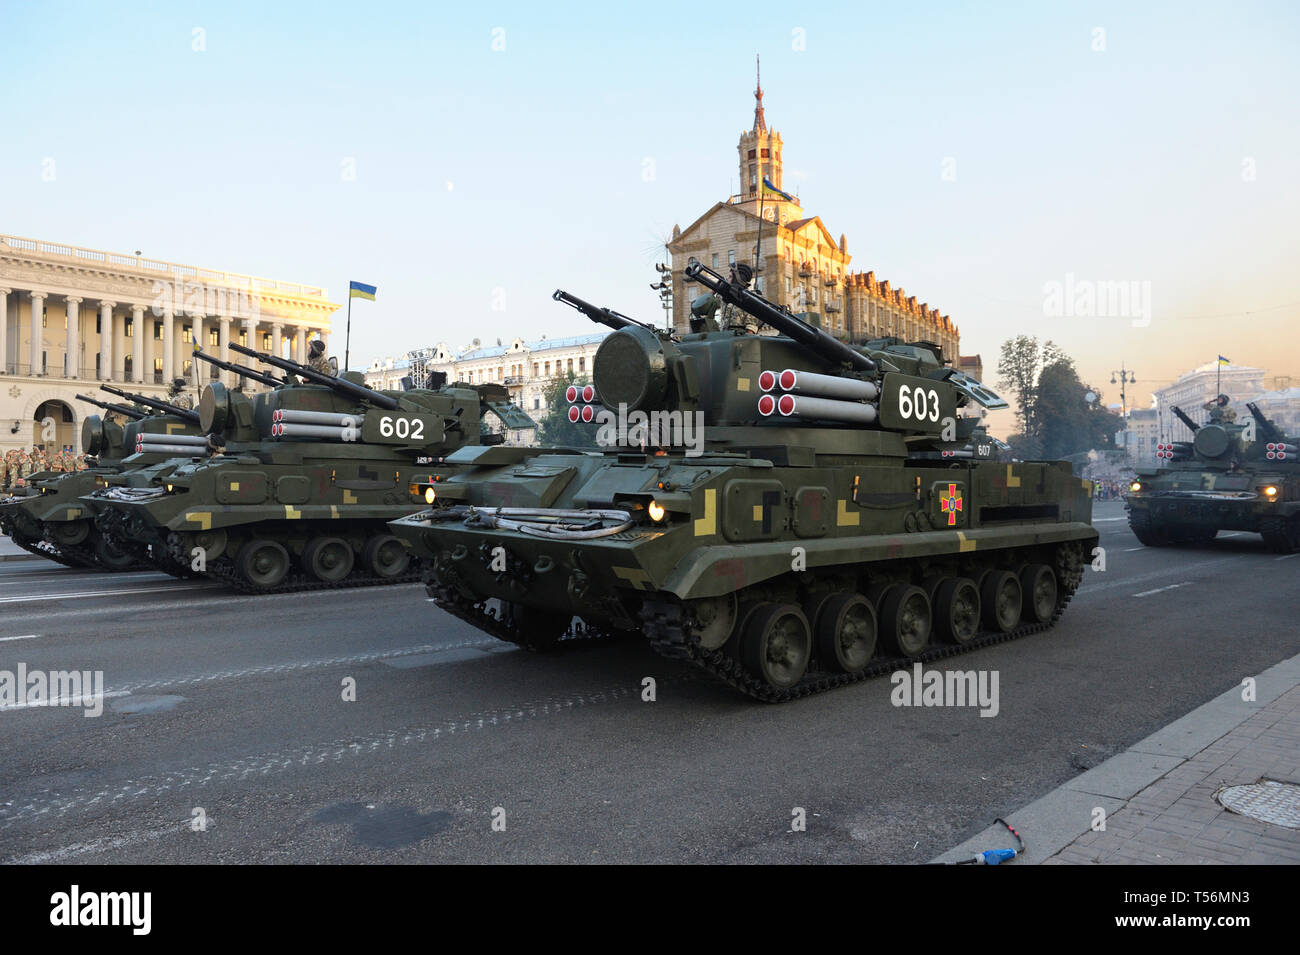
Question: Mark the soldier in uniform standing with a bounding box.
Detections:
[307,339,334,377]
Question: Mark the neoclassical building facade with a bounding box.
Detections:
[0,232,338,455]
[666,72,962,365]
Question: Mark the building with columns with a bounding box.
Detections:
[666,65,964,366]
[1151,360,1267,445]
[0,233,338,456]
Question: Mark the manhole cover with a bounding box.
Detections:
[1215,779,1300,829]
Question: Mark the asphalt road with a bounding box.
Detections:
[1,500,1297,863]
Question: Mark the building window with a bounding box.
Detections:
[182,325,193,344]
[153,321,163,341]
[533,398,540,410]
[711,253,718,268]
[785,277,792,292]
[210,329,219,347]
[124,357,133,378]
[182,359,193,376]
[545,362,551,375]
[533,363,539,377]
[578,357,585,372]
[567,359,574,373]
[95,316,102,334]
[42,351,48,374]
[125,319,134,338]
[95,354,102,377]
[239,331,247,347]
[728,250,736,265]
[262,333,272,351]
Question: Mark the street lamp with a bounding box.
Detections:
[1110,365,1136,466]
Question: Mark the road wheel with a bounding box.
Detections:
[93,532,138,571]
[687,593,738,650]
[303,536,354,583]
[238,539,290,590]
[361,533,411,578]
[934,577,981,645]
[49,520,90,546]
[814,593,876,673]
[742,603,811,689]
[1018,564,1058,623]
[880,585,931,656]
[1128,510,1168,546]
[981,570,1022,633]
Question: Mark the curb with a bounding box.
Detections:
[0,552,42,563]
[931,650,1300,864]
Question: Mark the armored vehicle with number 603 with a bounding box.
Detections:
[89,343,535,592]
[390,264,1099,701]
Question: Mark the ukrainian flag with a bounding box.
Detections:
[761,176,796,203]
[349,281,377,301]
[1218,355,1230,365]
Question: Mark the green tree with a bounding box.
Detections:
[536,371,600,449]
[996,335,1067,442]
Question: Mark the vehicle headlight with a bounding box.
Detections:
[1130,481,1141,492]
[424,487,436,505]
[647,500,666,523]
[1264,485,1278,498]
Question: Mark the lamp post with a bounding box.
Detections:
[1111,365,1136,466]
[651,263,673,332]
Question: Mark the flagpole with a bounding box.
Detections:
[1216,356,1221,400]
[345,290,352,373]
[754,185,765,287]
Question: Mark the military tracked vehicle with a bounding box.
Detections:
[89,344,535,592]
[390,265,1098,701]
[1127,397,1300,552]
[0,389,204,570]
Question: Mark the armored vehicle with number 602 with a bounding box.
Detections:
[90,343,535,592]
[390,264,1098,701]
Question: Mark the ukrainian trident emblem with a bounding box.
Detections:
[940,483,963,526]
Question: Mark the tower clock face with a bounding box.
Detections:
[764,208,775,220]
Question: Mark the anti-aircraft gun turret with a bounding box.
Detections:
[88,341,539,593]
[390,270,1095,701]
[1129,397,1300,550]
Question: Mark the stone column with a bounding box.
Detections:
[271,322,283,360]
[219,315,231,386]
[191,313,205,384]
[30,292,46,376]
[161,308,174,383]
[242,318,257,375]
[99,301,116,381]
[295,326,306,364]
[131,305,146,384]
[0,287,9,375]
[65,297,82,378]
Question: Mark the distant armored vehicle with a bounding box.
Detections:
[90,344,535,591]
[0,388,203,570]
[390,266,1098,701]
[1127,397,1300,551]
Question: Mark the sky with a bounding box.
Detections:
[2,0,1298,435]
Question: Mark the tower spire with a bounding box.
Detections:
[753,54,766,132]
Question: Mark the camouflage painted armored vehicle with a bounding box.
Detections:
[1127,397,1300,552]
[390,265,1099,701]
[0,389,204,570]
[89,344,535,592]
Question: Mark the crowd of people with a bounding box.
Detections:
[1091,479,1130,501]
[1,447,88,490]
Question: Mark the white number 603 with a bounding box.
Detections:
[897,385,940,422]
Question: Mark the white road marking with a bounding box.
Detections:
[0,634,39,642]
[1132,582,1191,598]
[5,820,190,864]
[1092,518,1126,523]
[1124,547,1144,552]
[0,690,131,713]
[0,584,214,604]
[1276,552,1300,561]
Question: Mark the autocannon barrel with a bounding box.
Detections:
[228,342,399,410]
[99,384,201,425]
[552,289,656,332]
[75,393,147,421]
[193,348,285,388]
[1170,405,1200,434]
[684,261,875,373]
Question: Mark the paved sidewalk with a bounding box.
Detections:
[935,651,1300,865]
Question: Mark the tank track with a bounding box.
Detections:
[642,544,1085,702]
[9,532,93,569]
[425,579,611,651]
[206,554,425,596]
